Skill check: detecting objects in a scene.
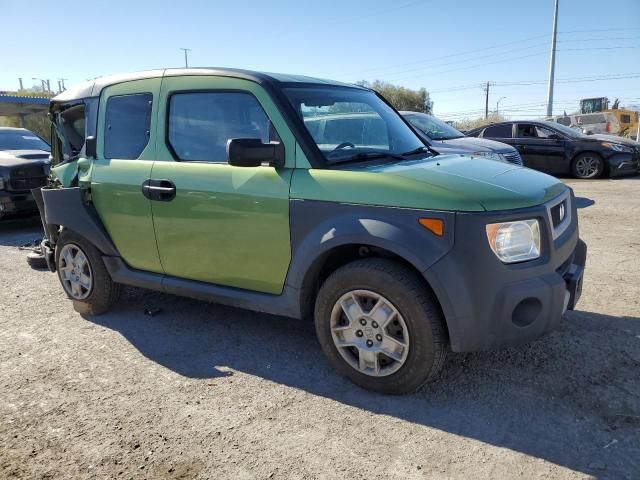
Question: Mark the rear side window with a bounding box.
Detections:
[104,93,152,159]
[168,91,275,162]
[620,114,631,124]
[483,124,512,138]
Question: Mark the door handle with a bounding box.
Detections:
[142,179,176,201]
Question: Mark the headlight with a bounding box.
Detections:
[486,219,541,263]
[601,142,633,153]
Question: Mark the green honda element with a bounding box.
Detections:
[36,68,586,394]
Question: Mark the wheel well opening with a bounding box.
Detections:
[299,244,449,339]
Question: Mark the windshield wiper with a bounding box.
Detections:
[328,151,405,165]
[400,146,431,156]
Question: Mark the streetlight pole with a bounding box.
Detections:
[546,0,559,117]
[496,96,506,115]
[179,48,192,68]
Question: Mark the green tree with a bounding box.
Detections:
[357,80,433,113]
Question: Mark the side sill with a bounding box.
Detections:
[102,256,301,319]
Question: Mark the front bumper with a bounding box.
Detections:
[424,189,586,352]
[0,190,39,217]
[606,152,640,177]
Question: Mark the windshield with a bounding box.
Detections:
[403,112,464,140]
[283,87,428,164]
[543,121,585,139]
[0,130,50,151]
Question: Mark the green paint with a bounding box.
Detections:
[54,70,569,296]
[91,78,163,272]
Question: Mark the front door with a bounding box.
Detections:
[90,78,163,273]
[150,75,294,295]
[515,123,566,173]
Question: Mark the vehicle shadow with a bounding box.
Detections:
[0,215,43,247]
[86,289,640,478]
[575,197,595,209]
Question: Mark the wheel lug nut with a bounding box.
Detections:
[356,330,363,337]
[372,321,378,328]
[366,340,373,347]
[376,334,382,342]
[359,319,367,326]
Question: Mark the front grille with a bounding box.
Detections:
[9,165,47,191]
[546,191,572,240]
[503,151,523,166]
[550,198,568,228]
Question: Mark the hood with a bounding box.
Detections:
[350,154,566,211]
[429,136,515,154]
[587,134,640,147]
[0,149,51,167]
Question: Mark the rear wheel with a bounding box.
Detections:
[55,230,121,315]
[314,258,447,394]
[572,153,604,179]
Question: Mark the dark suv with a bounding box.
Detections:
[0,127,50,219]
[466,120,640,179]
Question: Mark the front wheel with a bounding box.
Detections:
[55,229,121,315]
[572,153,604,179]
[314,258,447,394]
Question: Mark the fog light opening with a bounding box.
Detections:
[512,298,542,327]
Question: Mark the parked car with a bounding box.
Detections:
[0,127,50,219]
[466,120,640,179]
[401,111,523,165]
[37,69,586,394]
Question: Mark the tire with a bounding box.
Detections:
[314,258,447,394]
[572,152,604,179]
[55,229,122,315]
[26,251,48,270]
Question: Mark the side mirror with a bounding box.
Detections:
[226,138,285,167]
[548,133,561,140]
[85,136,97,159]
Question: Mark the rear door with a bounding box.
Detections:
[481,123,515,146]
[90,78,163,273]
[150,75,294,294]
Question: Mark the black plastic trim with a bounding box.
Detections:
[39,187,119,256]
[103,256,301,318]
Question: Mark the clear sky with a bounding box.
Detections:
[2,0,639,120]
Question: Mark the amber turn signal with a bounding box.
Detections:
[419,218,444,237]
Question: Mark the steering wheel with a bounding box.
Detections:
[329,142,356,154]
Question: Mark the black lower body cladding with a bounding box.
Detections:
[424,192,586,352]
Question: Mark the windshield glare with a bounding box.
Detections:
[0,131,50,151]
[404,113,464,140]
[284,87,426,163]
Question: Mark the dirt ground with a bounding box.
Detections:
[1,177,639,480]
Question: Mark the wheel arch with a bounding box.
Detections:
[286,200,455,331]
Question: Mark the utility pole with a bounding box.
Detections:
[32,77,48,93]
[546,0,559,117]
[496,96,506,115]
[180,48,192,68]
[58,78,68,92]
[18,78,23,90]
[484,81,490,119]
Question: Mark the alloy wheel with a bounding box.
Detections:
[575,156,600,178]
[330,289,410,377]
[58,243,93,300]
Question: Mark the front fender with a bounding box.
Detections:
[285,199,455,290]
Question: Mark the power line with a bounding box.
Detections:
[431,73,640,93]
